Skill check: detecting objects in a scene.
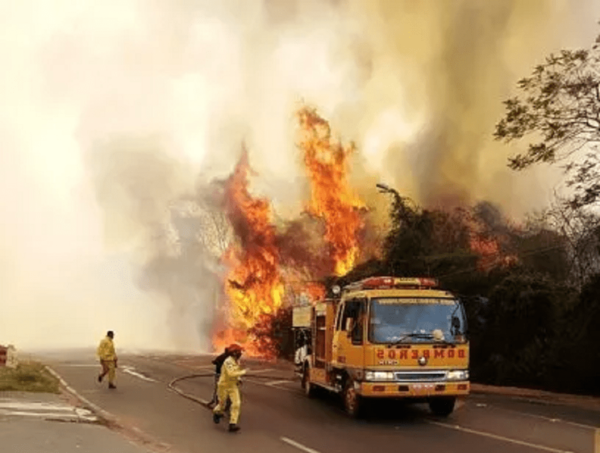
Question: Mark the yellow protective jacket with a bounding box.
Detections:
[218,356,246,387]
[97,337,117,361]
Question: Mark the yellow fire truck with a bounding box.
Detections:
[292,276,469,417]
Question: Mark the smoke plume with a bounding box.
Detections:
[1,0,599,351]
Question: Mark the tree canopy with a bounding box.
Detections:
[495,31,600,207]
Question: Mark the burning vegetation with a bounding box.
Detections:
[296,107,366,276]
[210,106,527,358]
[204,85,600,393]
[142,92,600,393]
[211,108,369,357]
[213,149,284,357]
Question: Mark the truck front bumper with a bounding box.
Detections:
[359,381,470,398]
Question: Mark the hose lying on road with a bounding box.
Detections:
[168,372,296,410]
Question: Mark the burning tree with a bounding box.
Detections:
[200,102,600,394]
[212,108,368,357]
[296,107,366,276]
[215,148,285,357]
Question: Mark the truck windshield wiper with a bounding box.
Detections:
[391,333,434,345]
[391,332,454,345]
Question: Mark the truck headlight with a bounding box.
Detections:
[446,370,469,381]
[365,371,395,381]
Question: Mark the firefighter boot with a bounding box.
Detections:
[108,383,117,389]
[213,412,222,424]
[228,424,240,433]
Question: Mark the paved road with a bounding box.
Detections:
[42,350,599,453]
[0,391,148,453]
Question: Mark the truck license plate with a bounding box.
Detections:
[410,384,434,395]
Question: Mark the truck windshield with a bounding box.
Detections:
[369,298,467,344]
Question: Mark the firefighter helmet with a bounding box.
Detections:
[228,343,244,353]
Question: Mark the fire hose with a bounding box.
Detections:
[168,372,296,410]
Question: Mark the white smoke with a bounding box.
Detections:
[1,0,599,351]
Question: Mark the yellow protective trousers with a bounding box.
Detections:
[100,360,116,384]
[213,383,241,424]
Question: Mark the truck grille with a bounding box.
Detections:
[394,371,446,382]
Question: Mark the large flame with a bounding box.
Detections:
[469,221,518,272]
[212,108,372,356]
[297,107,365,276]
[214,149,284,357]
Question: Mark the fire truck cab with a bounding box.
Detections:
[292,276,470,417]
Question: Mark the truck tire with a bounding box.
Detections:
[342,378,363,418]
[302,365,316,398]
[429,397,456,417]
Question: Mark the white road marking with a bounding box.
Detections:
[522,415,597,431]
[121,366,157,383]
[1,411,80,418]
[61,364,98,368]
[246,368,275,374]
[428,421,574,453]
[245,378,298,394]
[472,401,598,431]
[281,437,321,453]
[266,379,293,387]
[0,402,73,412]
[0,400,98,422]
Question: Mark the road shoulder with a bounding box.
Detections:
[0,390,150,453]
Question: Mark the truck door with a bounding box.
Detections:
[333,298,367,369]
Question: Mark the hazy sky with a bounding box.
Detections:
[1,0,600,351]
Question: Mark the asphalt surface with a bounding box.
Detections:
[0,391,149,453]
[41,350,599,453]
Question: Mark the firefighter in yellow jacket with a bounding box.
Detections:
[97,331,118,389]
[212,343,246,432]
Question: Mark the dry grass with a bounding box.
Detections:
[0,362,60,393]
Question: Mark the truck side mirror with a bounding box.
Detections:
[451,316,461,334]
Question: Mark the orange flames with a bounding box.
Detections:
[210,106,526,357]
[304,282,326,301]
[214,150,284,357]
[469,227,518,272]
[297,107,365,276]
[211,107,373,355]
[212,107,367,356]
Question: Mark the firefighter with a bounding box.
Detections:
[97,330,118,389]
[212,343,246,432]
[208,346,230,407]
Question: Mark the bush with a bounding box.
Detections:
[0,362,60,393]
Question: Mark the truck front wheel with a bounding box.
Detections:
[343,378,363,418]
[429,397,456,417]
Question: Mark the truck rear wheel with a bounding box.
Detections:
[343,378,363,418]
[429,397,456,417]
[302,365,316,398]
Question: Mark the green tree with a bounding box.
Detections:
[546,273,600,395]
[479,273,571,386]
[495,31,600,207]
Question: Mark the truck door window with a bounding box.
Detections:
[342,299,365,345]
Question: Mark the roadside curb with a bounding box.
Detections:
[45,365,117,424]
[44,365,171,453]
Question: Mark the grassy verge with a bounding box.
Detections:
[0,362,60,393]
